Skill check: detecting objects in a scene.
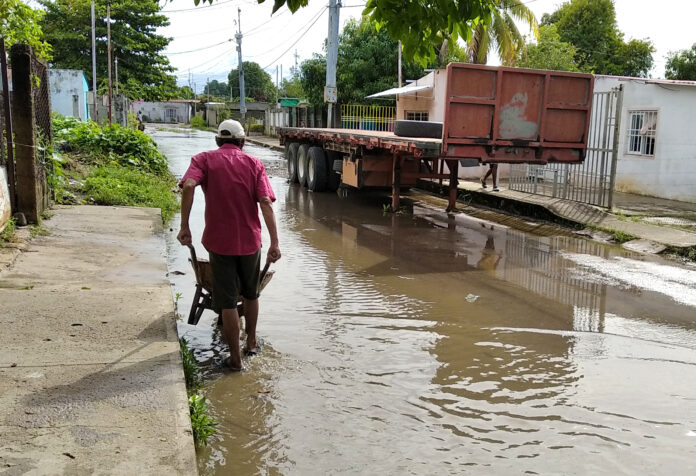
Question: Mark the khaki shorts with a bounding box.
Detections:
[208,249,261,311]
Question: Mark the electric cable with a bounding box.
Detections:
[261,6,327,69]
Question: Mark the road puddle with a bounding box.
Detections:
[153,129,696,474]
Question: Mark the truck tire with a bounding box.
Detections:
[307,147,328,192]
[297,144,310,187]
[286,142,300,183]
[325,150,342,192]
[393,120,443,139]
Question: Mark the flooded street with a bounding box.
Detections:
[152,129,696,475]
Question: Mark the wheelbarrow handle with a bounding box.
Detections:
[260,260,271,282]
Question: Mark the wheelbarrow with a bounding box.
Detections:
[186,244,274,325]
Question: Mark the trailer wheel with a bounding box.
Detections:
[394,120,443,139]
[297,144,310,187]
[325,150,342,192]
[307,147,328,192]
[286,142,300,183]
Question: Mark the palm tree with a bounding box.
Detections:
[467,0,539,65]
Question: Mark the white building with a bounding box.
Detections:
[49,69,90,121]
[132,100,196,124]
[594,75,696,202]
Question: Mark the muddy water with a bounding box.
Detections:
[152,129,696,475]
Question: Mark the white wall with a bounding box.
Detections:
[595,76,696,202]
[132,101,190,123]
[49,70,88,121]
[0,166,10,233]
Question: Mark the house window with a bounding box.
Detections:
[406,111,429,121]
[626,110,657,157]
[165,108,177,121]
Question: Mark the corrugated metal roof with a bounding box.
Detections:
[366,83,433,98]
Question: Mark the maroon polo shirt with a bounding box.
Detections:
[179,143,275,256]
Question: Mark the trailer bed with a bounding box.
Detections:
[279,127,442,157]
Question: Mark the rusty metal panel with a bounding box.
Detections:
[443,63,594,164]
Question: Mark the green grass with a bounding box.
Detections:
[1,218,17,244]
[82,165,179,223]
[586,224,638,244]
[180,338,217,445]
[190,115,208,130]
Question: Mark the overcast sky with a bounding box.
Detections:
[26,0,696,90]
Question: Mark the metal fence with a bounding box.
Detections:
[508,87,624,208]
[340,104,396,132]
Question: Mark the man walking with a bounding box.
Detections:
[178,119,281,371]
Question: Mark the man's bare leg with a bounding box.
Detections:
[242,298,259,351]
[222,308,242,370]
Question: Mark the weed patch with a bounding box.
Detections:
[0,218,18,245]
[190,115,208,130]
[180,338,217,445]
[82,165,178,222]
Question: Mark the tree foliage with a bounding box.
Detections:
[516,25,579,72]
[194,0,499,65]
[336,19,424,104]
[665,44,696,80]
[542,0,654,77]
[39,0,177,101]
[0,0,52,59]
[467,0,538,65]
[227,61,276,102]
[203,79,229,98]
[299,54,326,106]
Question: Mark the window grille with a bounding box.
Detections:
[626,110,657,156]
[406,111,429,121]
[165,108,177,120]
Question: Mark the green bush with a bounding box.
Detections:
[53,114,168,176]
[190,115,207,130]
[249,123,264,133]
[82,164,178,222]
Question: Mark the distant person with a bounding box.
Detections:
[481,164,499,192]
[177,119,281,371]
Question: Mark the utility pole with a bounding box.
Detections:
[397,41,402,87]
[114,56,118,95]
[106,2,112,125]
[236,7,246,122]
[294,49,299,78]
[91,0,98,123]
[325,0,340,127]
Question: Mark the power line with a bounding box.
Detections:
[261,7,327,69]
[161,0,236,14]
[165,39,232,55]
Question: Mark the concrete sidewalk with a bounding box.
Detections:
[0,206,197,475]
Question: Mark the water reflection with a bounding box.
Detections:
[154,130,696,474]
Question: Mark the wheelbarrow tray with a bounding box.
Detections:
[186,245,274,325]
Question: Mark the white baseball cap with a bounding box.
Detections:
[216,119,245,139]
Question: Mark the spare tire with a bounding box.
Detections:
[393,120,443,139]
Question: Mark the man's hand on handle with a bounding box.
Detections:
[177,226,192,246]
[267,244,281,263]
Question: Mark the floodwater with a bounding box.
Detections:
[152,128,696,475]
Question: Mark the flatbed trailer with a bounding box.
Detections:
[279,63,594,211]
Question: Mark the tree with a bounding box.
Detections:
[299,54,326,106]
[665,44,696,80]
[39,0,177,101]
[203,79,229,98]
[516,25,579,72]
[0,0,51,59]
[227,62,276,102]
[336,19,424,104]
[467,0,538,65]
[194,0,499,65]
[280,76,304,98]
[542,0,654,77]
[177,86,195,99]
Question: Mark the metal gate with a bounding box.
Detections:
[508,86,623,208]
